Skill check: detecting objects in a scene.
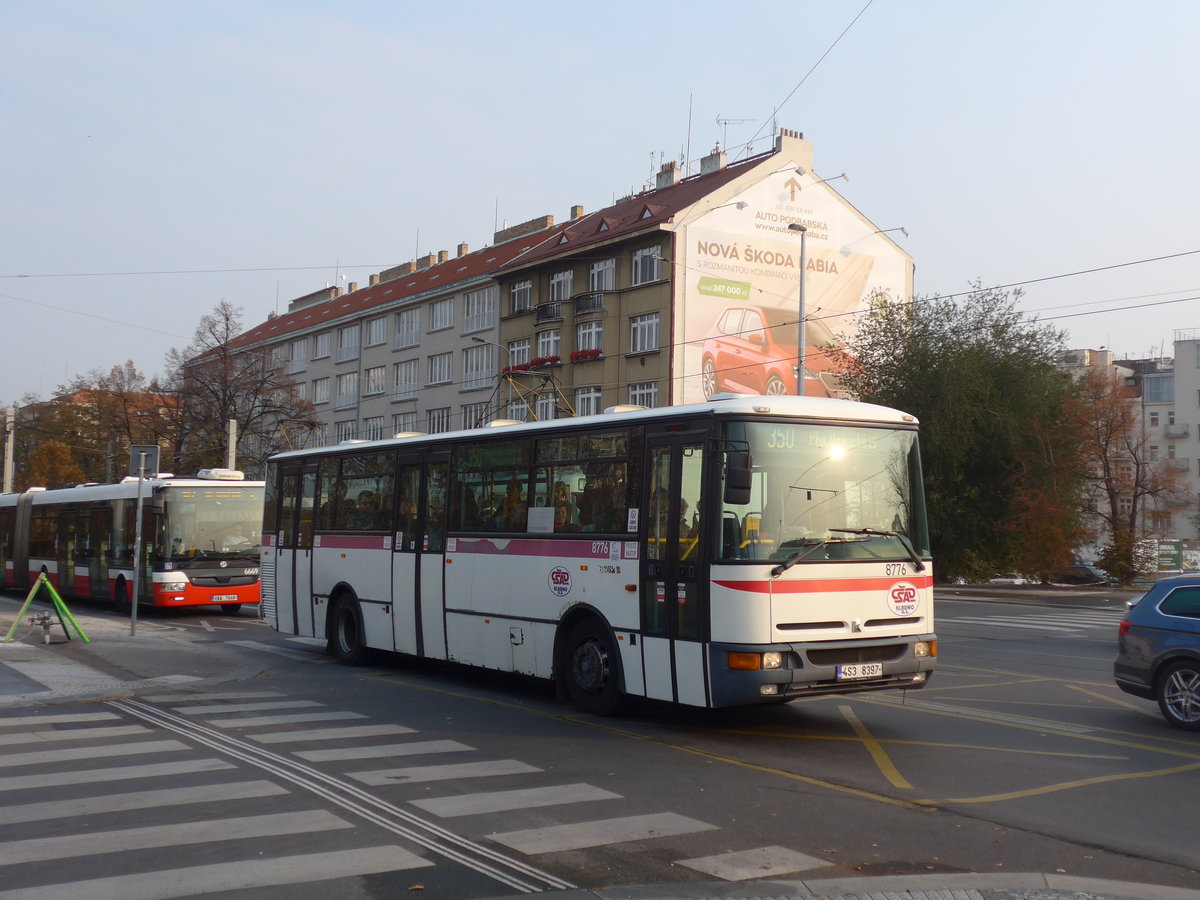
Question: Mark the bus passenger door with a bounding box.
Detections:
[391,461,421,655]
[641,436,708,706]
[89,506,110,598]
[274,466,316,637]
[419,457,449,660]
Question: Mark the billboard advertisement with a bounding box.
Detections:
[674,169,912,405]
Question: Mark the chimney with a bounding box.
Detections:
[700,145,727,175]
[570,204,584,220]
[656,161,680,189]
[347,282,358,293]
[415,253,436,271]
[457,242,469,257]
[438,250,449,264]
[369,273,381,286]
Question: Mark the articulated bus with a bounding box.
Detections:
[0,469,264,614]
[262,395,935,713]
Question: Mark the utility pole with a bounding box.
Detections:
[2,407,15,494]
[226,418,237,470]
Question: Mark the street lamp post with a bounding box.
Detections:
[787,223,807,396]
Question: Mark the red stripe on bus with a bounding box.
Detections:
[714,576,934,594]
[315,535,390,551]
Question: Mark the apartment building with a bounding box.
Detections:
[224,128,913,445]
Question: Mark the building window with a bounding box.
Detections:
[362,416,385,441]
[632,246,660,285]
[589,258,615,292]
[337,324,361,362]
[428,352,452,385]
[463,344,494,390]
[363,365,386,396]
[550,269,573,302]
[506,399,528,422]
[535,395,558,421]
[1144,374,1173,404]
[314,423,330,447]
[630,313,660,353]
[312,332,331,360]
[1169,410,1176,425]
[1150,411,1160,427]
[394,308,420,349]
[508,338,530,367]
[463,287,497,334]
[427,407,451,433]
[510,280,532,314]
[629,381,659,407]
[335,372,359,409]
[462,401,492,429]
[288,339,307,374]
[575,387,602,416]
[576,320,603,352]
[312,377,331,405]
[537,329,561,359]
[295,381,307,402]
[1149,445,1159,461]
[335,420,356,443]
[429,298,453,332]
[393,411,417,434]
[365,317,387,347]
[1119,496,1133,515]
[393,359,419,399]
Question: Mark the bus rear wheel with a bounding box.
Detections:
[218,604,242,616]
[331,597,371,666]
[564,618,624,716]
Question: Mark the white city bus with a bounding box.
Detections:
[261,395,935,713]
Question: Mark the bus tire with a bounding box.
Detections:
[564,618,624,716]
[218,604,242,616]
[331,597,371,666]
[113,577,131,615]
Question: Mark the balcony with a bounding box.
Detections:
[534,303,563,323]
[1164,424,1189,438]
[574,292,606,315]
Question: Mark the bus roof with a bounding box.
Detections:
[268,394,919,463]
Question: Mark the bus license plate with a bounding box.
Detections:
[213,594,238,602]
[837,663,882,680]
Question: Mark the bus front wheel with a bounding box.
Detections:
[564,618,624,716]
[331,597,371,666]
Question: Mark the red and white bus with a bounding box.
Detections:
[0,469,264,614]
[262,395,935,713]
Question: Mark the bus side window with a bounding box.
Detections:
[425,463,447,551]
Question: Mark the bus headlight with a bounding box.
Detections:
[914,641,936,658]
[762,651,783,669]
[728,651,784,671]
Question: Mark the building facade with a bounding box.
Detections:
[225,129,914,446]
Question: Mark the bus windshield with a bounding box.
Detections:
[160,485,264,561]
[718,421,929,563]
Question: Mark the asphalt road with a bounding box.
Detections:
[0,589,1196,900]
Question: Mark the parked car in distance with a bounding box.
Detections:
[1114,574,1200,730]
[1052,564,1115,586]
[987,573,1029,585]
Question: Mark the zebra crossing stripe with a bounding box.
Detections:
[249,723,415,744]
[412,783,621,818]
[0,780,287,826]
[0,810,352,865]
[0,724,150,747]
[0,739,188,768]
[677,845,830,880]
[490,812,718,854]
[0,712,120,728]
[206,710,366,728]
[0,758,234,792]
[296,739,474,763]
[0,846,430,900]
[141,691,285,702]
[350,759,541,786]
[171,700,322,714]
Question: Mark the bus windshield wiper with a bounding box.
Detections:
[829,527,927,572]
[769,537,866,578]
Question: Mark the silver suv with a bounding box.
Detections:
[1114,574,1200,730]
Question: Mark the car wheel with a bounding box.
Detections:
[701,358,718,398]
[331,596,372,666]
[1156,659,1200,730]
[563,618,624,715]
[765,374,788,395]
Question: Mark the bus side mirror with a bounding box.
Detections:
[724,452,752,506]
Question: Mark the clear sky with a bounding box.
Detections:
[4,0,1198,406]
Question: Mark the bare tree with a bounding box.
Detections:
[163,301,318,477]
[1071,368,1186,583]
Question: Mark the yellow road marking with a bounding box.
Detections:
[924,759,1200,805]
[839,705,912,789]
